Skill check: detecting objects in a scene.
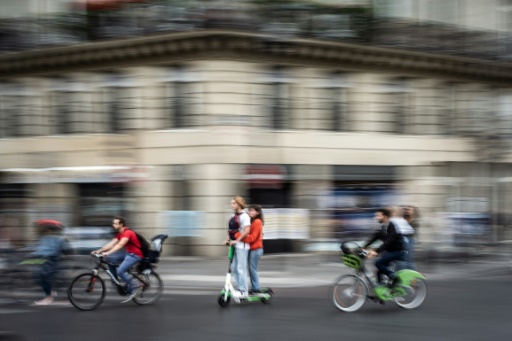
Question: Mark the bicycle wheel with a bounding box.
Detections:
[395,278,427,310]
[67,273,106,311]
[331,274,367,312]
[132,271,163,305]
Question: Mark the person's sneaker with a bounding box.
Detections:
[50,291,57,298]
[33,296,54,306]
[388,277,400,288]
[249,289,261,295]
[232,290,247,298]
[120,287,142,303]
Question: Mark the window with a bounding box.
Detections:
[322,73,350,132]
[79,184,127,227]
[0,84,21,138]
[264,67,291,130]
[161,66,202,129]
[426,0,459,25]
[441,83,458,135]
[458,87,494,135]
[373,0,416,19]
[102,73,141,133]
[107,86,122,133]
[376,79,412,134]
[50,78,85,135]
[55,91,71,134]
[497,92,512,137]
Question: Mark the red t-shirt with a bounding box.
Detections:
[116,228,143,258]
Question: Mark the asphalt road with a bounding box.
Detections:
[0,272,510,341]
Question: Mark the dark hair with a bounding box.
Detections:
[248,204,264,225]
[376,208,390,218]
[114,216,126,226]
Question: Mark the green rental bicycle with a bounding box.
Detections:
[330,241,427,313]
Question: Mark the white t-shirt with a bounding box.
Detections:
[234,211,251,250]
[390,217,415,236]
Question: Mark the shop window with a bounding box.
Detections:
[78,184,127,227]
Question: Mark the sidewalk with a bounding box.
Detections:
[0,247,509,304]
[152,249,511,290]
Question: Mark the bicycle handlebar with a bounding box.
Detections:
[340,241,369,258]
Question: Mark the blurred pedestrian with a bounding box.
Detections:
[389,206,416,270]
[29,220,72,305]
[224,196,251,298]
[403,205,420,270]
[232,204,264,294]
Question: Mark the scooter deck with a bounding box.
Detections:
[220,288,273,302]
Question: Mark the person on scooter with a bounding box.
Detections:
[223,196,251,298]
[364,207,407,288]
[232,204,264,294]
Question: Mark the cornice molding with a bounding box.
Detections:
[0,30,511,84]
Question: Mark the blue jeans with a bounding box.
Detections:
[375,251,406,283]
[406,237,417,270]
[106,250,126,282]
[231,247,249,292]
[249,248,263,291]
[108,252,141,294]
[34,257,57,296]
[396,237,417,271]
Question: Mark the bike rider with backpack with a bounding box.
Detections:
[364,207,407,288]
[92,216,144,302]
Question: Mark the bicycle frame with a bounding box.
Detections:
[88,256,148,292]
[351,258,424,302]
[92,260,120,286]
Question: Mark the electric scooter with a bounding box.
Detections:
[217,246,274,307]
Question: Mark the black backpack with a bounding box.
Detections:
[228,212,242,240]
[130,231,150,258]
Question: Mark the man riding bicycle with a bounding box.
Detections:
[91,216,142,302]
[364,207,407,288]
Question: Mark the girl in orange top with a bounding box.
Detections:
[233,204,264,293]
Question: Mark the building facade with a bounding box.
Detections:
[1,1,512,256]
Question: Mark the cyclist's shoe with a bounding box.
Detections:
[388,276,400,289]
[120,286,142,303]
[33,296,54,306]
[50,291,57,298]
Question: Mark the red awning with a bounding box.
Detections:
[245,165,287,189]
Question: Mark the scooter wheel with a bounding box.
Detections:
[260,289,274,304]
[217,294,230,307]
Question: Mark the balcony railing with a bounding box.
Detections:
[1,1,511,62]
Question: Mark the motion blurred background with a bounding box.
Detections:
[1,0,512,257]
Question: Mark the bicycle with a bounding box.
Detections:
[330,241,427,313]
[67,254,163,311]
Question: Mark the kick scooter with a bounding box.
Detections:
[217,246,274,307]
